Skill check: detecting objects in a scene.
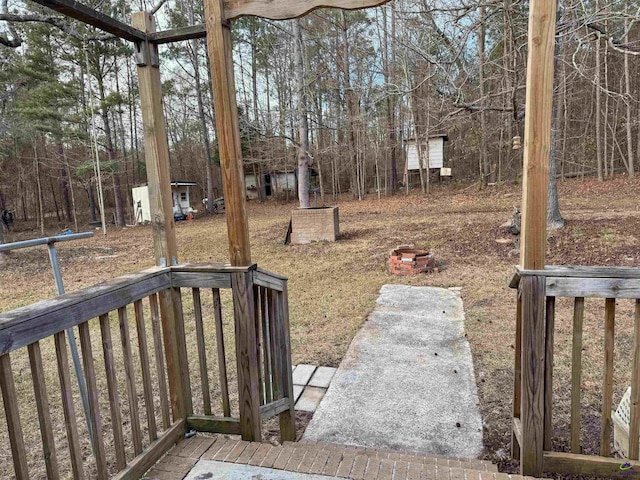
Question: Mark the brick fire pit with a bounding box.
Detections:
[388,246,436,275]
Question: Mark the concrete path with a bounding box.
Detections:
[303,285,483,458]
[185,461,337,480]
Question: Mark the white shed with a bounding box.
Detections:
[406,134,448,170]
[132,181,197,224]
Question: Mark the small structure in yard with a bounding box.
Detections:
[405,134,449,171]
[245,170,296,200]
[132,181,197,224]
[389,245,436,275]
[290,206,339,245]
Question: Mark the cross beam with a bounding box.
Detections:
[29,0,146,42]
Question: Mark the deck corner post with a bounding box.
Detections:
[278,282,296,441]
[231,269,262,441]
[519,274,547,477]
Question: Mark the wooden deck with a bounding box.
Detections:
[145,434,510,480]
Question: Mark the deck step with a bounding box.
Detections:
[144,434,525,480]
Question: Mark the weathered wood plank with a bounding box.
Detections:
[192,288,212,415]
[0,268,170,355]
[512,289,522,460]
[134,300,158,442]
[118,307,144,455]
[0,354,29,480]
[261,287,273,404]
[544,296,555,451]
[231,271,262,440]
[277,284,296,442]
[254,270,286,292]
[543,451,640,479]
[149,294,171,430]
[630,299,640,460]
[546,277,640,299]
[171,271,231,289]
[158,288,184,422]
[99,313,126,469]
[571,297,584,454]
[600,298,615,456]
[78,321,108,479]
[171,288,193,416]
[518,265,640,279]
[512,417,522,446]
[54,332,85,480]
[254,285,264,405]
[268,289,281,401]
[519,275,546,477]
[28,341,60,480]
[186,415,242,435]
[518,0,556,270]
[260,397,291,419]
[112,419,185,480]
[223,0,390,20]
[213,288,231,417]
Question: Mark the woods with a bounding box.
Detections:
[1,0,640,230]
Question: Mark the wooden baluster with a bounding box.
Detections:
[99,314,126,469]
[512,289,522,460]
[262,287,273,404]
[134,300,158,441]
[28,341,60,480]
[118,306,144,455]
[54,332,85,480]
[630,299,640,460]
[149,293,171,429]
[519,275,546,477]
[78,321,108,479]
[254,284,265,405]
[600,298,616,456]
[0,353,29,480]
[278,283,296,442]
[171,288,193,416]
[571,297,585,453]
[231,270,262,441]
[192,288,212,415]
[544,296,555,451]
[213,288,231,417]
[268,289,281,400]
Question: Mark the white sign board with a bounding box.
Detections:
[406,137,444,170]
[440,167,452,177]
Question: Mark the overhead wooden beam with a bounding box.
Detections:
[519,0,556,270]
[30,0,146,42]
[223,0,390,20]
[149,25,207,44]
[203,0,252,266]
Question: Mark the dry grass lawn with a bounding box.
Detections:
[1,176,639,478]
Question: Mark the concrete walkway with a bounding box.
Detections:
[303,285,484,458]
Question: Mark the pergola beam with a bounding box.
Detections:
[149,25,207,44]
[29,0,146,42]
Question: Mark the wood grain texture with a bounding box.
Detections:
[171,288,193,416]
[171,271,231,289]
[512,290,522,460]
[192,288,212,415]
[223,0,390,20]
[0,354,29,480]
[186,415,241,434]
[78,321,108,479]
[519,0,556,270]
[519,275,546,477]
[99,314,126,469]
[570,297,584,454]
[203,0,252,266]
[28,341,60,480]
[278,284,296,441]
[544,296,555,451]
[231,271,262,440]
[0,268,170,355]
[630,299,640,460]
[543,451,640,479]
[134,300,158,442]
[254,270,286,292]
[149,294,171,430]
[118,307,144,455]
[546,277,640,299]
[132,12,178,266]
[158,288,184,421]
[600,298,615,456]
[213,288,231,417]
[261,287,273,404]
[54,332,85,480]
[519,265,640,279]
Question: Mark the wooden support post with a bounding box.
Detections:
[519,0,556,271]
[203,0,251,266]
[520,275,546,478]
[278,283,296,442]
[231,268,262,441]
[512,290,522,460]
[132,12,178,267]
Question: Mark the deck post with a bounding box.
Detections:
[203,0,251,267]
[517,1,556,476]
[132,12,190,423]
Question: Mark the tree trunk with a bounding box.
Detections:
[293,19,311,208]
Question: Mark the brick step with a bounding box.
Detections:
[145,435,533,480]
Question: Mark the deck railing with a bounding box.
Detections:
[510,266,640,478]
[0,263,295,479]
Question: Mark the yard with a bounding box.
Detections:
[1,177,639,477]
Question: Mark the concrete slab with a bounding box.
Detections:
[293,384,304,403]
[303,285,483,458]
[293,364,317,386]
[295,386,326,412]
[185,460,337,479]
[308,367,337,388]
